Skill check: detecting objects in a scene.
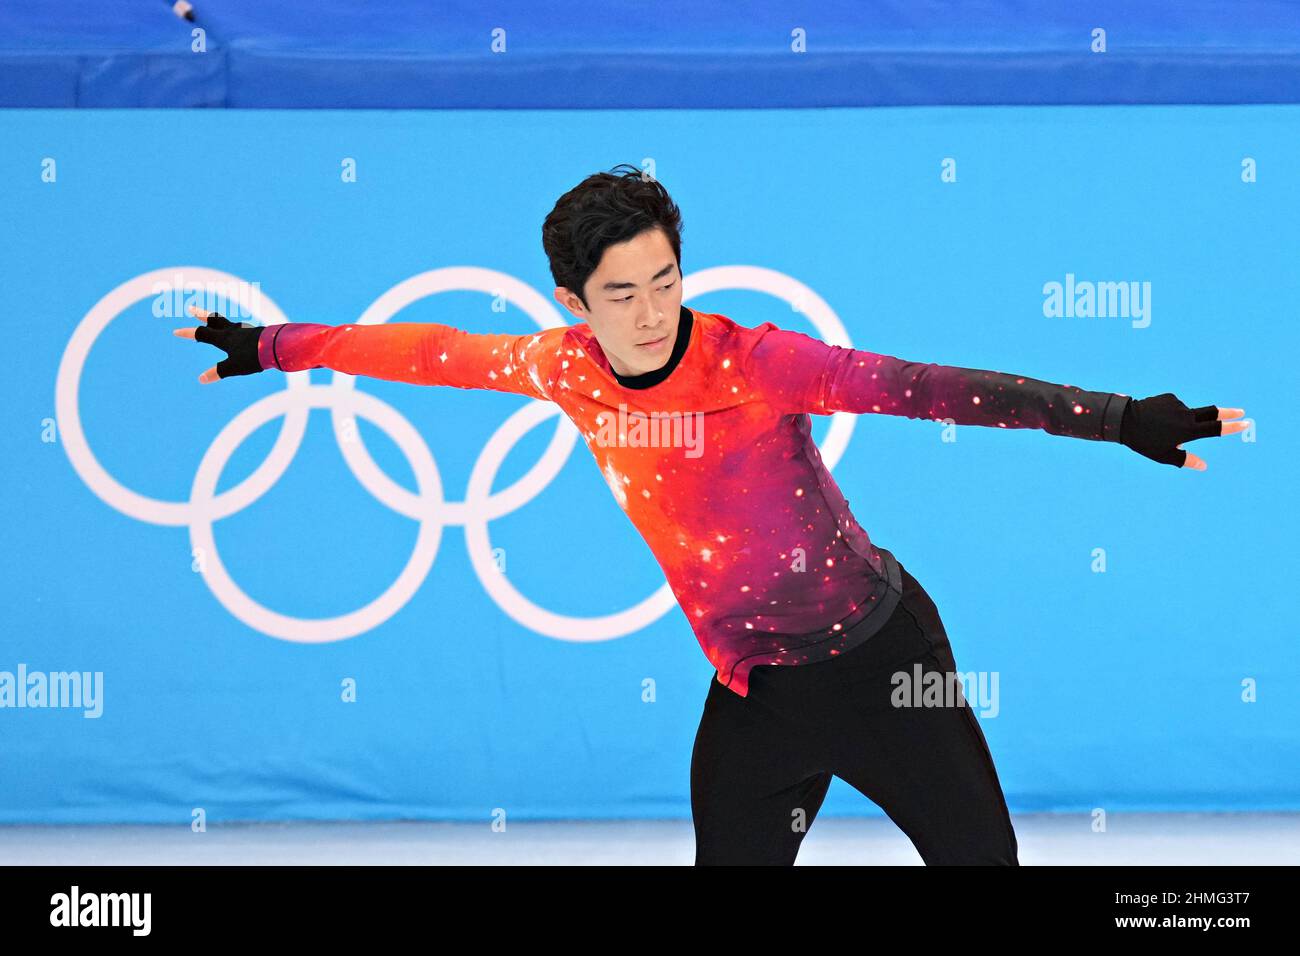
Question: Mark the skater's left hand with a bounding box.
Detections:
[1119,393,1248,471]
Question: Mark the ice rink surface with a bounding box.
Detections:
[2,813,1296,865]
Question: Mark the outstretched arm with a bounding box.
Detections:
[745,322,1128,439]
[744,322,1246,469]
[174,306,558,401]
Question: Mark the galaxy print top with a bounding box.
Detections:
[258,304,1131,696]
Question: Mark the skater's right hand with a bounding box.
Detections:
[173,305,265,383]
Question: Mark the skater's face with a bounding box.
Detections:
[553,226,683,378]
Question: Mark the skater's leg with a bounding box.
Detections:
[823,567,1020,865]
[690,672,834,865]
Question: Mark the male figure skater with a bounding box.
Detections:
[175,165,1246,865]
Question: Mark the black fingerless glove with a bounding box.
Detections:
[1119,392,1222,467]
[194,313,266,379]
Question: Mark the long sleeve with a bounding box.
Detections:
[257,321,560,401]
[744,322,1130,442]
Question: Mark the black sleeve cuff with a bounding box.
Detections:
[1102,393,1131,443]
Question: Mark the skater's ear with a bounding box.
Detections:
[553,286,589,320]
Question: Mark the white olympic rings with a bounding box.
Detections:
[56,265,859,644]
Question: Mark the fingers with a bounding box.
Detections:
[176,304,216,337]
[1182,404,1248,441]
[176,303,218,338]
[1217,409,1250,438]
[1190,412,1250,440]
[1191,405,1246,423]
[1175,443,1207,471]
[214,356,240,380]
[1177,403,1248,470]
[175,303,214,336]
[176,307,227,382]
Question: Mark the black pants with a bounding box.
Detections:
[691,560,1019,865]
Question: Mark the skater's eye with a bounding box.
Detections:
[613,279,675,304]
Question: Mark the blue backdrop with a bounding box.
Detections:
[0,105,1294,823]
[5,0,1300,108]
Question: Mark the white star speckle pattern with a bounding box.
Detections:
[259,306,1126,698]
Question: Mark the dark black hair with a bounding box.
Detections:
[542,164,684,311]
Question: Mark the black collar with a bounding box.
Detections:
[612,305,693,389]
